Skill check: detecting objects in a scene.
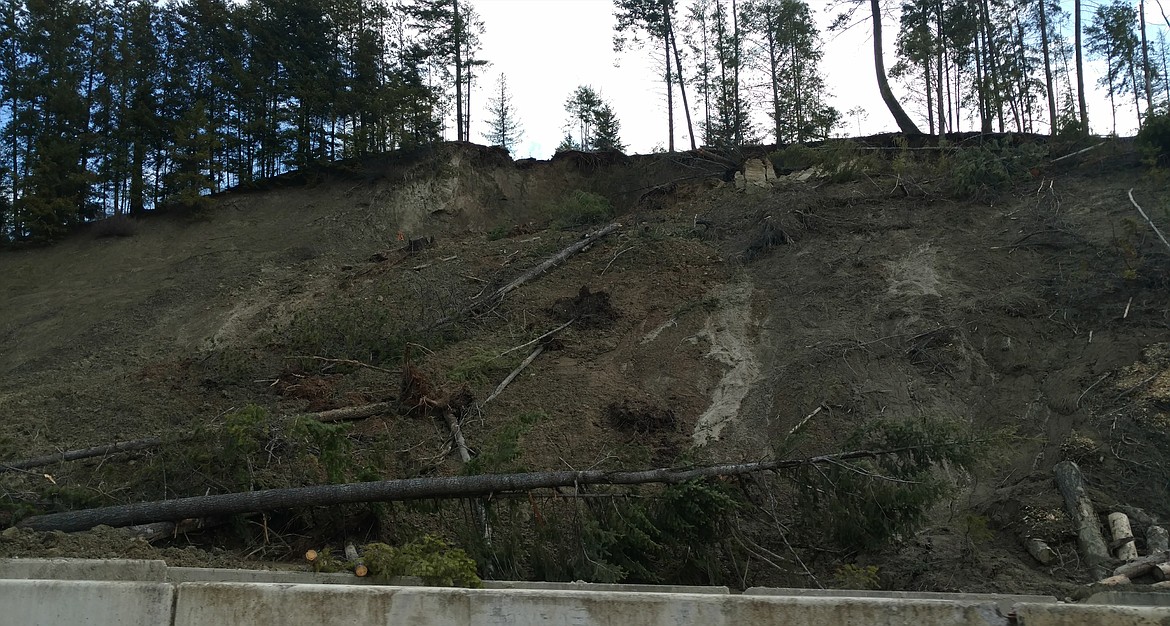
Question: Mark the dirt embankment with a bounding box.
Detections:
[2,141,1169,595]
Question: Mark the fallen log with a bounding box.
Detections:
[311,402,396,424]
[1113,551,1170,578]
[17,441,970,533]
[1108,512,1139,561]
[430,222,621,329]
[345,543,367,577]
[1024,537,1057,565]
[443,409,472,463]
[1153,563,1170,582]
[1,438,165,473]
[1150,526,1170,553]
[1054,461,1111,573]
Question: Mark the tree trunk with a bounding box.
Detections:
[870,0,921,134]
[1039,0,1057,133]
[1141,0,1153,117]
[312,402,396,423]
[1108,512,1139,561]
[453,0,463,142]
[17,443,961,532]
[1054,460,1111,575]
[668,16,697,151]
[732,0,742,145]
[936,2,945,134]
[663,0,675,152]
[1075,0,1089,132]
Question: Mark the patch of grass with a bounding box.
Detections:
[282,297,417,366]
[486,224,511,241]
[552,190,614,229]
[449,349,516,386]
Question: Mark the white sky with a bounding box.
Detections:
[464,0,1170,158]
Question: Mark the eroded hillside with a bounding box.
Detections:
[2,140,1169,594]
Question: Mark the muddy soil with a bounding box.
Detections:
[2,142,1169,595]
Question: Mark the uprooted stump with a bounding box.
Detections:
[550,286,619,327]
[607,400,677,435]
[741,216,792,263]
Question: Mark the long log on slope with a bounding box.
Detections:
[430,222,621,329]
[18,442,966,533]
[1,438,164,473]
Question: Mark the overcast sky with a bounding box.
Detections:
[464,0,1170,158]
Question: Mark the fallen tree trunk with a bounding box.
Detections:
[1108,512,1139,561]
[430,222,621,329]
[1054,460,1111,574]
[1114,551,1170,578]
[1,438,164,473]
[311,402,396,424]
[17,441,965,533]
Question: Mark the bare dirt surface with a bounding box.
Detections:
[2,141,1169,595]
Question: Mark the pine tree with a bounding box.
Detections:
[482,74,523,152]
[1086,1,1142,134]
[592,104,626,152]
[744,0,835,143]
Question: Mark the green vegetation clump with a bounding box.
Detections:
[552,190,613,228]
[937,139,1047,200]
[463,411,546,475]
[833,564,880,590]
[1137,110,1170,166]
[363,536,482,587]
[795,416,982,552]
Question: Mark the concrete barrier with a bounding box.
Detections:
[1014,602,1170,625]
[744,586,1056,613]
[482,580,729,594]
[0,557,167,581]
[4,558,1170,625]
[0,579,173,626]
[167,566,423,586]
[173,583,1012,626]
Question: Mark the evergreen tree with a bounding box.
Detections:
[744,0,836,143]
[559,86,623,152]
[482,73,523,152]
[592,104,626,152]
[1086,1,1142,134]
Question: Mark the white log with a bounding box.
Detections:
[1097,574,1130,586]
[1153,581,1170,590]
[1148,526,1169,553]
[1054,461,1111,572]
[1114,551,1170,578]
[1025,537,1057,565]
[1108,512,1139,561]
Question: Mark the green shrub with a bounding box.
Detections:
[363,535,482,587]
[770,144,817,171]
[552,190,613,228]
[833,564,880,590]
[938,139,1047,199]
[464,411,546,475]
[1137,110,1170,166]
[795,416,981,552]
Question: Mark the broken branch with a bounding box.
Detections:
[1128,189,1170,255]
[484,346,544,405]
[1,438,165,473]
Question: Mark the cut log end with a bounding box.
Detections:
[354,564,369,578]
[304,549,318,563]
